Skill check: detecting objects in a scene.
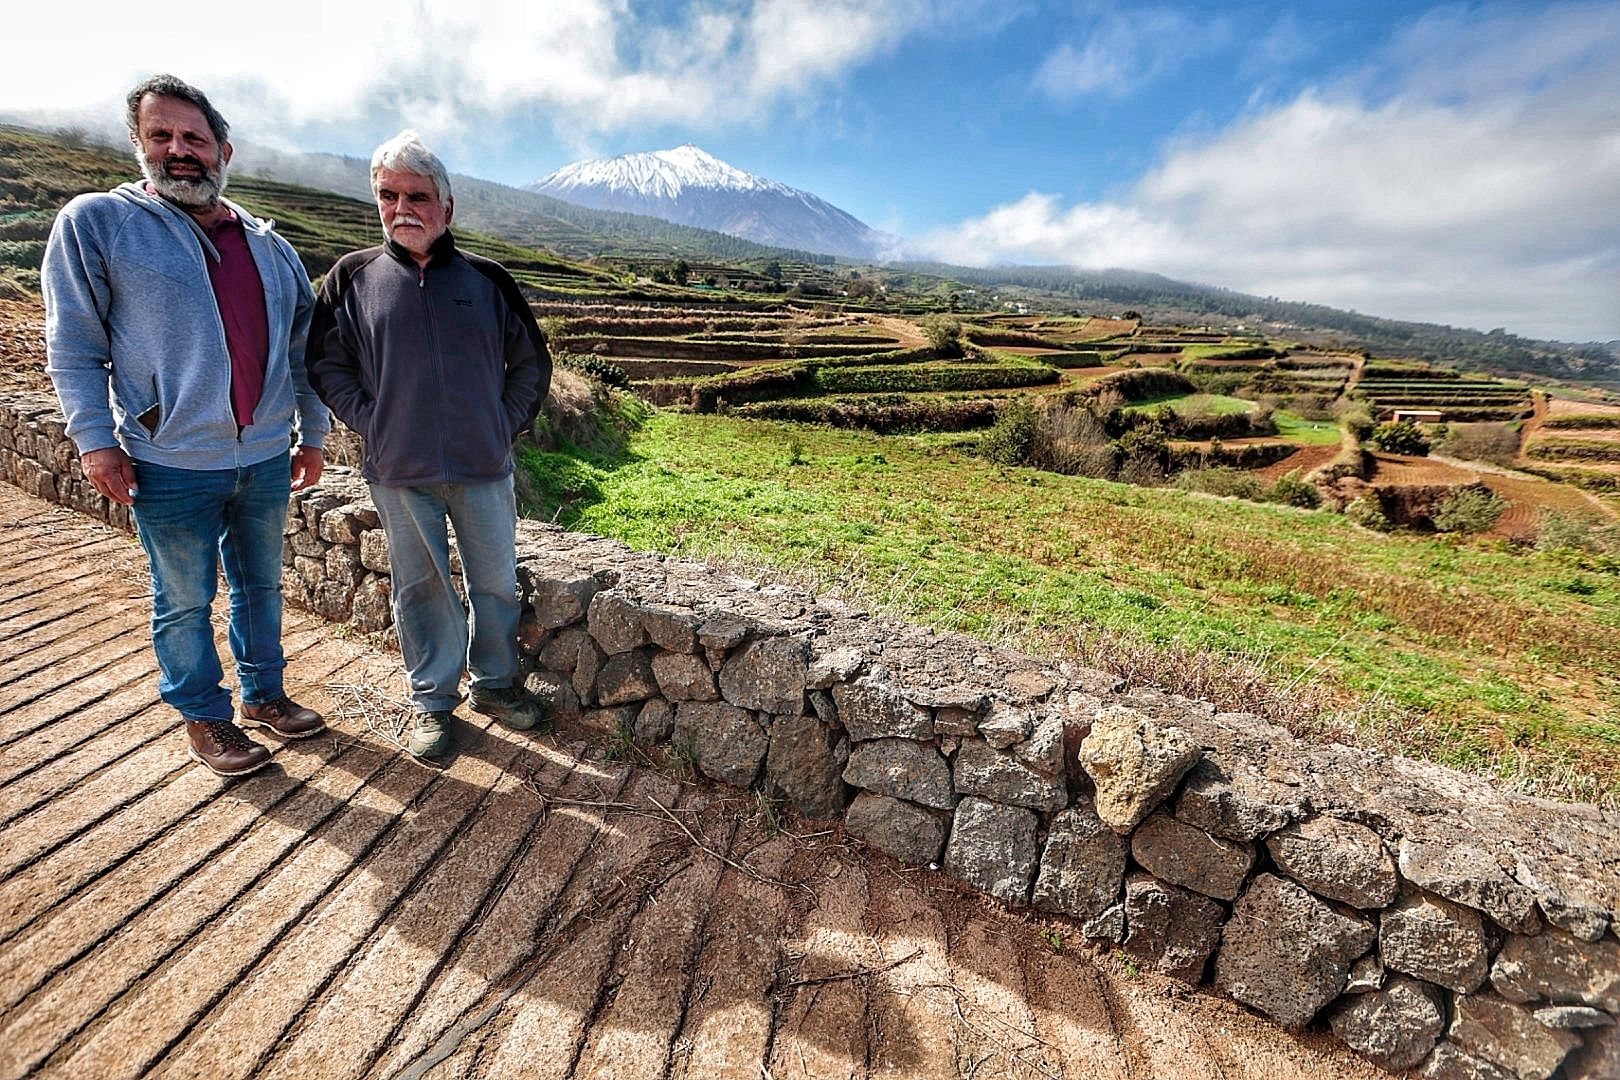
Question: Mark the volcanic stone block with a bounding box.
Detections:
[844,792,947,867]
[540,626,588,673]
[805,646,863,690]
[1420,1043,1516,1080]
[1329,975,1447,1071]
[1449,993,1583,1080]
[1346,953,1385,994]
[696,614,752,652]
[530,571,599,629]
[674,700,767,788]
[1398,837,1541,935]
[843,738,956,810]
[1491,927,1620,1012]
[1014,708,1066,776]
[1267,816,1396,909]
[953,738,1067,813]
[638,603,700,652]
[944,796,1039,905]
[651,650,719,701]
[766,714,851,820]
[318,504,368,544]
[1534,1005,1614,1029]
[1130,812,1256,901]
[978,702,1033,749]
[291,529,329,558]
[350,572,392,633]
[719,635,808,715]
[1382,891,1490,994]
[832,675,933,742]
[325,541,361,582]
[1214,873,1376,1028]
[595,650,659,707]
[1122,872,1225,982]
[359,528,391,572]
[573,636,605,704]
[587,590,648,654]
[633,699,674,743]
[1032,802,1127,921]
[1078,705,1201,833]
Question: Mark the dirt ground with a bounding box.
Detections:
[0,481,1395,1080]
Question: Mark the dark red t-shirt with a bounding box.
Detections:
[201,211,269,427]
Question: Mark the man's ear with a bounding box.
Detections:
[445,196,454,226]
[221,140,234,168]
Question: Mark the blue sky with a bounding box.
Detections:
[3,1,1617,342]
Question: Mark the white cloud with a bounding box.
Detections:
[1032,7,1229,100]
[0,0,933,150]
[927,3,1620,341]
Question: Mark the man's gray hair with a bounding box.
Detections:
[371,130,452,207]
[125,74,230,146]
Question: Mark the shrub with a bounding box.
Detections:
[1431,487,1507,534]
[1344,495,1390,531]
[1437,422,1520,465]
[1267,469,1321,509]
[556,350,632,390]
[1340,405,1376,441]
[1174,467,1263,500]
[919,314,964,358]
[1369,420,1431,455]
[981,399,1038,466]
[1535,510,1620,555]
[1117,452,1166,487]
[1030,399,1116,478]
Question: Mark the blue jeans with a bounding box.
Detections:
[369,477,520,712]
[131,452,291,722]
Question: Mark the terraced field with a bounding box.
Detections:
[1354,362,1533,422]
[1520,395,1620,490]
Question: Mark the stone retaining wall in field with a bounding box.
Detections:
[4,389,1617,1079]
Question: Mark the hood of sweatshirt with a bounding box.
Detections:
[108,180,279,263]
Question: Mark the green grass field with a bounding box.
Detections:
[1123,392,1255,416]
[528,413,1620,802]
[1272,411,1343,444]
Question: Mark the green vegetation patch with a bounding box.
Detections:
[544,412,1619,798]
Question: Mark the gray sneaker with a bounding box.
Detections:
[406,710,453,759]
[469,685,548,731]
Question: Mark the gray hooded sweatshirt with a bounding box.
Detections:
[42,181,329,470]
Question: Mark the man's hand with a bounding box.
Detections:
[80,447,138,505]
[291,445,325,492]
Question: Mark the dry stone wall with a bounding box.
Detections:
[4,389,1618,1079]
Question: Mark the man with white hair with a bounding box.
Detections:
[308,130,550,759]
[42,74,331,778]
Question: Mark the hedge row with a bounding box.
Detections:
[731,396,999,433]
[1527,440,1620,463]
[814,361,1060,395]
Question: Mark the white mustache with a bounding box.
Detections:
[394,215,424,228]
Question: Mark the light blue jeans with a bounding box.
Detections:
[369,477,521,712]
[130,452,291,721]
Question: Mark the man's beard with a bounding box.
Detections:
[137,148,227,210]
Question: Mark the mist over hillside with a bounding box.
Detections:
[3,123,1613,386]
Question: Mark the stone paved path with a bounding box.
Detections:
[0,484,1383,1080]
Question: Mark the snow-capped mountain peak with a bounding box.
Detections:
[530,146,892,260]
[536,145,788,201]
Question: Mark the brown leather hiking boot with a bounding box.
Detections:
[185,720,273,777]
[241,696,327,738]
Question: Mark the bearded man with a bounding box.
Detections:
[42,74,331,777]
[308,130,549,760]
